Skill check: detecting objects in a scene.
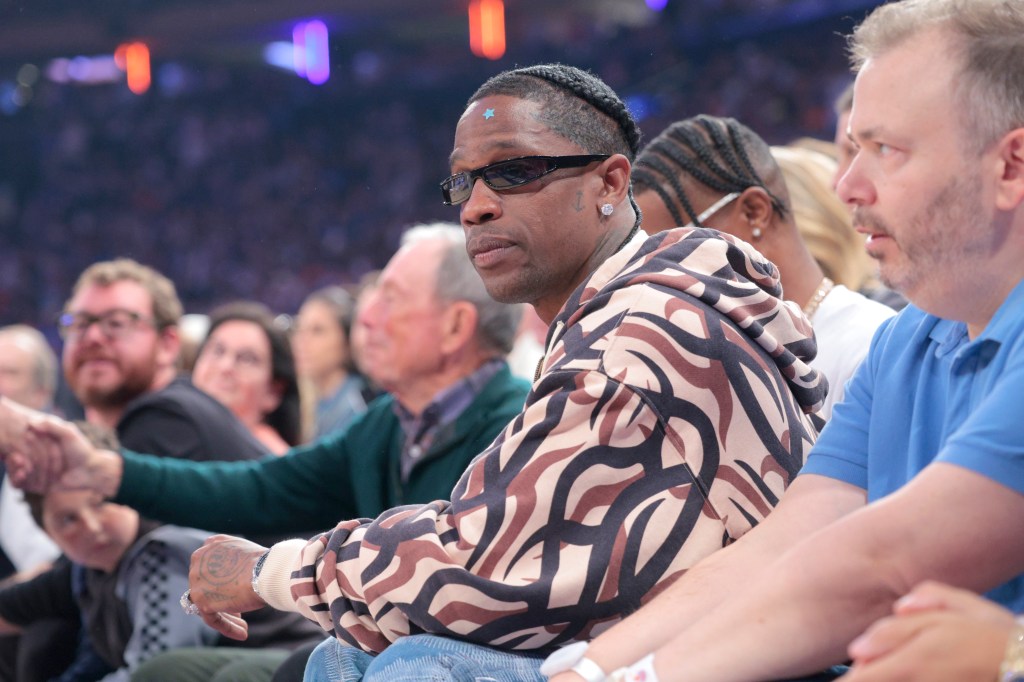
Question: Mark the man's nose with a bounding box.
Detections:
[460,179,501,226]
[836,153,874,207]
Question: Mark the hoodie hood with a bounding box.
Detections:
[544,226,827,414]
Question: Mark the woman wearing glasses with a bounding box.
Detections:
[192,302,301,455]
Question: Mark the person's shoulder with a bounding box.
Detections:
[120,375,210,420]
[118,375,270,461]
[482,363,531,396]
[328,392,398,435]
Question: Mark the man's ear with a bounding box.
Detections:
[157,325,182,370]
[597,154,632,206]
[995,128,1024,212]
[439,301,479,356]
[736,186,775,237]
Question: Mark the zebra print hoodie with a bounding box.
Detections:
[261,226,827,652]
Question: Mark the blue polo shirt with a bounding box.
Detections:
[802,278,1024,609]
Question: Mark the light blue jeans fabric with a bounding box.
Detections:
[302,634,546,682]
[302,634,849,682]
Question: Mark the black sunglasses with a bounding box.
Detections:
[440,154,610,205]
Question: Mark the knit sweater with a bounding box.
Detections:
[114,366,529,536]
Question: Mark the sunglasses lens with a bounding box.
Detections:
[441,173,471,205]
[483,158,552,189]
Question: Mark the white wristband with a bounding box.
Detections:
[571,656,609,682]
[610,654,659,682]
[539,641,609,681]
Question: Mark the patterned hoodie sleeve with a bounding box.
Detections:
[259,228,825,652]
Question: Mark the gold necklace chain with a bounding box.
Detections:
[802,276,835,319]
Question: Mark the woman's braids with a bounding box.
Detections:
[633,115,788,227]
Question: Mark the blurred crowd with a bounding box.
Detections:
[0,7,861,335]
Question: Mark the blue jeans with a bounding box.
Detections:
[302,634,847,682]
[302,634,546,682]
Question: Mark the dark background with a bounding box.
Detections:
[0,0,884,340]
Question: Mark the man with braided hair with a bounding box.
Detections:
[633,114,893,418]
[272,63,816,681]
[1,65,825,682]
[201,62,823,681]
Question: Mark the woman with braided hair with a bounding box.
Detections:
[633,114,894,418]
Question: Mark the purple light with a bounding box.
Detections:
[292,20,330,85]
[645,0,668,10]
[292,24,307,78]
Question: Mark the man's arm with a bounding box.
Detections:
[0,557,77,633]
[114,443,357,534]
[0,409,124,498]
[551,473,866,680]
[10,415,359,534]
[255,357,813,653]
[641,463,1024,682]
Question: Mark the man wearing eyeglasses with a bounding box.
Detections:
[58,258,269,464]
[37,259,322,673]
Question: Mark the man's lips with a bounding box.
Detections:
[856,225,887,237]
[852,209,892,239]
[467,237,516,268]
[76,357,116,371]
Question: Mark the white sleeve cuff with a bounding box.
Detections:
[258,538,309,612]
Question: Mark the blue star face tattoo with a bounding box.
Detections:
[483,108,495,119]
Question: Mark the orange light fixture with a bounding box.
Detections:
[115,42,151,94]
[469,0,505,60]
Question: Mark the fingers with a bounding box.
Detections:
[893,581,966,615]
[200,611,250,641]
[202,533,244,546]
[20,427,66,493]
[844,648,916,682]
[848,613,929,665]
[4,452,34,488]
[895,582,1015,625]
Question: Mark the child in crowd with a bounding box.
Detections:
[0,423,215,681]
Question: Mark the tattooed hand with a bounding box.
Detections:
[188,534,269,640]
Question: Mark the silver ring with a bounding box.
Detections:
[180,589,201,616]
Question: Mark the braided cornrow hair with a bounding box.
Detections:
[469,63,643,228]
[633,114,788,227]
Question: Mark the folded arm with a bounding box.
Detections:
[647,463,1024,682]
[551,472,866,681]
